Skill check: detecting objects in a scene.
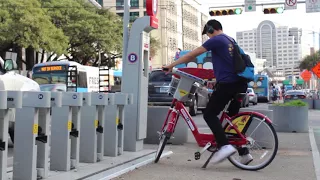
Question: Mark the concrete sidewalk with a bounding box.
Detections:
[114,132,317,180]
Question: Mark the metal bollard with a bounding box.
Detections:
[50,92,83,171]
[80,93,108,163]
[0,91,22,180]
[13,91,51,180]
[104,93,130,157]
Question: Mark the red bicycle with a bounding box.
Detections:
[154,68,278,171]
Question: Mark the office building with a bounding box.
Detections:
[236,20,302,77]
[102,0,208,68]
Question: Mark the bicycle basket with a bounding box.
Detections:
[169,76,197,96]
[169,76,179,95]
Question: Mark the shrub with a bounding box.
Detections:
[273,100,307,107]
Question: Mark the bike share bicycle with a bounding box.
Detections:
[154,67,278,171]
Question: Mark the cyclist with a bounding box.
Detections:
[163,19,252,165]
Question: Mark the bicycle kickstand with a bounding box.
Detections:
[201,152,215,169]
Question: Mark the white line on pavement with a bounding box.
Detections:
[309,127,320,180]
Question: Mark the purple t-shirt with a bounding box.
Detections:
[202,34,240,83]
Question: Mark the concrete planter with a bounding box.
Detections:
[314,99,320,110]
[302,99,314,109]
[269,105,308,133]
[145,106,188,145]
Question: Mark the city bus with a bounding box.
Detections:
[31,60,112,92]
[248,74,270,102]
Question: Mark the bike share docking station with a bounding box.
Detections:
[0,91,22,180]
[13,91,62,180]
[50,92,83,171]
[104,93,133,157]
[80,93,108,163]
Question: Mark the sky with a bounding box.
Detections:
[197,0,320,55]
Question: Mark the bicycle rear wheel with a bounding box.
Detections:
[228,113,278,171]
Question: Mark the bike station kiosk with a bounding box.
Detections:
[121,4,159,152]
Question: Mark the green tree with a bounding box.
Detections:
[0,0,68,69]
[150,36,160,58]
[299,51,320,70]
[42,0,123,65]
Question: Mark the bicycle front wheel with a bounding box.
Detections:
[228,113,278,171]
[154,133,169,163]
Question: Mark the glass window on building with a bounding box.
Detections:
[131,0,139,8]
[95,0,103,6]
[117,13,124,17]
[116,0,124,7]
[144,11,147,16]
[143,0,146,7]
[130,12,139,22]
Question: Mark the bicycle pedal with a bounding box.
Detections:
[194,151,201,160]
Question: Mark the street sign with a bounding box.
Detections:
[285,0,297,10]
[245,0,256,12]
[306,0,320,13]
[300,70,312,81]
[128,53,138,63]
[312,62,320,78]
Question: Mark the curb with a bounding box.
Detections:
[85,151,173,180]
[309,127,320,180]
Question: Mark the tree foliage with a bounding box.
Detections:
[299,51,320,70]
[0,0,123,68]
[0,0,68,59]
[150,36,160,58]
[41,0,123,65]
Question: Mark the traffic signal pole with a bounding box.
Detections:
[208,0,306,9]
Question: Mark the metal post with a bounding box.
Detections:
[122,0,131,62]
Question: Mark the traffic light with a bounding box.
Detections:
[209,8,243,16]
[263,7,284,14]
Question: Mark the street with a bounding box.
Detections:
[113,102,320,180]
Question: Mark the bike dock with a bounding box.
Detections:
[0,90,171,180]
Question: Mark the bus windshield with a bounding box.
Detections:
[32,72,67,85]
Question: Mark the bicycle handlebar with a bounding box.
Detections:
[162,67,207,86]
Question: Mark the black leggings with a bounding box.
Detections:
[203,81,249,155]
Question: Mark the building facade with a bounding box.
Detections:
[236,20,302,77]
[102,0,208,68]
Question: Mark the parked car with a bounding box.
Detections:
[238,92,249,107]
[284,90,306,102]
[247,88,258,105]
[148,69,211,116]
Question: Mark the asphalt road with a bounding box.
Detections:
[113,102,320,180]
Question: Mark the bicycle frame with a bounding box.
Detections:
[162,99,249,148]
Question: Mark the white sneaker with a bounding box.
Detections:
[240,154,253,165]
[211,145,237,164]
